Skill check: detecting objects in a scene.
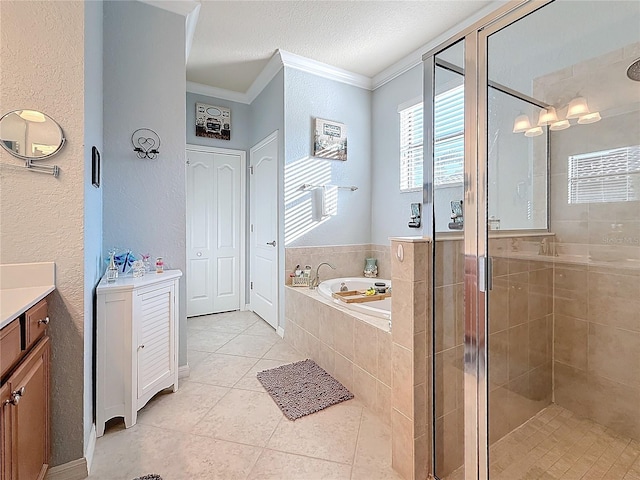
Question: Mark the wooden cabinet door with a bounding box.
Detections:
[0,383,9,480]
[7,337,50,480]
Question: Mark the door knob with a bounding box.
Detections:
[197,252,202,257]
[266,241,276,247]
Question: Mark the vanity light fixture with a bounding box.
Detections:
[549,119,571,131]
[577,112,602,124]
[524,126,543,137]
[566,96,590,119]
[131,128,160,159]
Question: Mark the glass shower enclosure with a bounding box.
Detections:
[424,1,640,478]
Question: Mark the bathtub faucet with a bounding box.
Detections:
[309,262,336,289]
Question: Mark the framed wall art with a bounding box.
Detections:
[313,118,347,161]
[196,103,231,140]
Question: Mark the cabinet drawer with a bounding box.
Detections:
[0,321,21,379]
[25,299,49,351]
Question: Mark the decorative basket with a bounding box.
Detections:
[291,276,310,287]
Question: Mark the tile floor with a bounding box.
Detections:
[88,311,402,480]
[445,404,640,480]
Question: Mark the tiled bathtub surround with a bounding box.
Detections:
[284,286,394,425]
[285,244,391,283]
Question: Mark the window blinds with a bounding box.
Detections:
[568,145,640,204]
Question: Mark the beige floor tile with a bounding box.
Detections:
[247,449,352,479]
[217,333,280,357]
[187,329,238,352]
[244,319,280,337]
[136,381,229,432]
[234,358,293,392]
[351,464,404,480]
[263,340,308,363]
[354,410,393,469]
[192,388,283,447]
[267,401,363,464]
[189,310,259,333]
[189,352,258,386]
[187,349,210,368]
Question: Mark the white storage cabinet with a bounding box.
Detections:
[96,270,182,437]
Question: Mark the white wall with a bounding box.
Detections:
[83,0,103,452]
[284,68,372,247]
[371,65,423,244]
[186,92,251,151]
[0,0,89,466]
[103,0,188,364]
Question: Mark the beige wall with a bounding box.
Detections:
[0,0,88,465]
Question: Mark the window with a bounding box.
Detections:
[568,145,640,204]
[399,85,464,192]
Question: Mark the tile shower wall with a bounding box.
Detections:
[434,237,554,478]
[285,244,391,283]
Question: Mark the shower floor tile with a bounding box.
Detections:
[445,405,640,480]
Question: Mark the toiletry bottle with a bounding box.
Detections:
[107,252,118,283]
[155,257,164,273]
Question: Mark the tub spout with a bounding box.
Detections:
[310,262,336,289]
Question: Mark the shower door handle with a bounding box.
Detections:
[266,240,276,247]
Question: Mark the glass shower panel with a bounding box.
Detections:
[485,1,640,478]
[432,39,466,480]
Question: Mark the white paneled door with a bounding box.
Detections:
[186,147,245,317]
[250,132,279,329]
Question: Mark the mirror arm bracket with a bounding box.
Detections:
[25,159,60,177]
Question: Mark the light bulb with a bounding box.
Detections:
[537,107,558,126]
[578,112,601,124]
[566,97,590,119]
[549,120,570,131]
[525,126,543,137]
[513,115,532,133]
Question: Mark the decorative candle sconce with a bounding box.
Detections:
[131,128,160,159]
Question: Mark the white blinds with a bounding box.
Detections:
[399,85,464,192]
[400,103,424,191]
[568,145,640,204]
[434,85,464,186]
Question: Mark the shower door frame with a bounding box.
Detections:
[423,1,554,479]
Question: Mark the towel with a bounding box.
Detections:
[322,185,338,216]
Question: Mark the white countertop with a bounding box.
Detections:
[96,269,182,293]
[0,262,56,329]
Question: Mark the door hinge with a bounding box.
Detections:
[250,224,254,233]
[249,166,254,174]
[250,281,253,290]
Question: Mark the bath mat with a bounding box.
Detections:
[257,359,354,420]
[132,475,162,480]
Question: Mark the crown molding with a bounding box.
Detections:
[186,81,250,104]
[279,49,372,90]
[245,51,286,103]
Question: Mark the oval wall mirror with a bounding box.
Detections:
[0,109,65,160]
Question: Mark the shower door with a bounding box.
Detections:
[428,0,640,478]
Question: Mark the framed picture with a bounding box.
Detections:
[92,146,100,188]
[313,118,347,161]
[196,103,231,140]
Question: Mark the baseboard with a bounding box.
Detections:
[244,303,252,311]
[276,326,285,338]
[46,458,88,480]
[178,364,190,378]
[84,424,97,474]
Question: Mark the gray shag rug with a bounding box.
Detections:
[132,475,162,480]
[257,359,354,420]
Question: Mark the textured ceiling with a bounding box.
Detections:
[187,1,493,92]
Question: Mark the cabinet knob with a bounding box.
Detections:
[4,386,25,406]
[38,316,50,326]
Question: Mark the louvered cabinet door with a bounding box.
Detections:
[136,284,175,399]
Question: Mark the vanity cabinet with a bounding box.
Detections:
[0,299,51,480]
[96,270,182,437]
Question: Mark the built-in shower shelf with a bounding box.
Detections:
[332,290,391,304]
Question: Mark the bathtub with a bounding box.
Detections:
[318,277,391,320]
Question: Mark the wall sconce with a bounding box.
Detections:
[131,128,160,159]
[513,95,600,137]
[513,114,532,133]
[537,107,558,126]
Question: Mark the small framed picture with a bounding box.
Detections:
[92,146,100,188]
[313,118,347,161]
[196,103,231,140]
